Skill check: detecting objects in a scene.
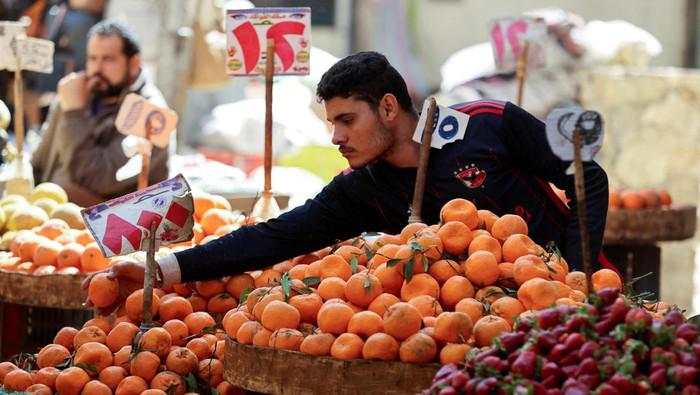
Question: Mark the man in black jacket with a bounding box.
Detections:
[84,51,608,312]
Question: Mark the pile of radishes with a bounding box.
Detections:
[423,287,700,395]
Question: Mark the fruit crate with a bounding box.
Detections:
[0,270,87,309]
[604,204,696,245]
[223,338,440,395]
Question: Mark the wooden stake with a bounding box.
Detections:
[13,61,24,156]
[140,221,158,331]
[515,42,530,107]
[6,38,33,197]
[572,128,592,280]
[264,38,275,194]
[408,98,437,224]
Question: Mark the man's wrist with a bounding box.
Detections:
[157,252,182,288]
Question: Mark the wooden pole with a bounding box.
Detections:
[13,62,24,156]
[264,38,275,194]
[140,221,158,331]
[408,98,437,224]
[572,128,592,281]
[515,42,530,107]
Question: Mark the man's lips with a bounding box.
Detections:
[339,147,354,156]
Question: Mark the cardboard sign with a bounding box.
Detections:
[412,101,470,149]
[0,20,54,74]
[115,93,178,148]
[225,7,311,76]
[545,107,604,162]
[81,175,195,257]
[489,17,546,72]
[0,21,26,70]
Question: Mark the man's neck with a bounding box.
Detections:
[383,114,420,168]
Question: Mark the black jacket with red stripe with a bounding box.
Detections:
[175,101,608,281]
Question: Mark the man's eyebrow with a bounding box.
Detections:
[328,112,353,123]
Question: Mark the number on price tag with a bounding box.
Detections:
[489,17,547,72]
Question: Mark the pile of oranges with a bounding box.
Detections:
[609,188,672,210]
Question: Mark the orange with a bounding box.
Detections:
[592,268,622,292]
[32,240,62,266]
[437,221,473,256]
[330,333,364,360]
[552,280,573,299]
[547,261,567,283]
[440,198,479,229]
[289,293,323,324]
[197,358,224,387]
[490,296,525,324]
[362,333,400,361]
[55,367,90,395]
[347,310,384,338]
[187,294,206,312]
[193,192,216,220]
[288,264,309,280]
[304,260,323,278]
[498,262,516,287]
[254,269,283,288]
[194,279,226,298]
[159,296,194,322]
[564,271,588,295]
[225,274,255,299]
[517,278,558,310]
[513,254,550,286]
[112,346,132,371]
[98,366,127,391]
[439,276,475,309]
[74,230,94,246]
[300,333,336,356]
[473,315,511,347]
[244,287,271,313]
[502,234,543,263]
[150,371,186,395]
[0,361,18,384]
[222,310,254,339]
[261,300,301,331]
[319,254,353,281]
[87,273,119,308]
[570,289,586,302]
[166,347,199,376]
[383,302,422,341]
[142,389,168,395]
[434,312,473,343]
[172,283,193,298]
[213,339,226,359]
[25,383,52,395]
[463,250,499,287]
[399,332,437,363]
[130,351,160,381]
[114,375,148,395]
[252,327,273,347]
[251,291,285,321]
[399,222,428,243]
[411,230,444,262]
[440,343,471,365]
[317,302,354,335]
[367,293,400,317]
[125,289,160,322]
[317,277,347,301]
[272,260,293,273]
[34,367,59,389]
[659,190,672,206]
[217,382,240,395]
[73,326,106,349]
[372,263,404,296]
[468,234,502,262]
[187,337,212,360]
[477,210,499,232]
[82,380,111,395]
[74,342,112,376]
[32,265,56,275]
[56,243,85,269]
[80,243,110,272]
[184,311,216,335]
[408,295,443,318]
[4,369,33,392]
[367,244,400,270]
[344,272,383,307]
[139,327,172,358]
[17,235,43,263]
[491,214,528,241]
[83,316,112,334]
[105,322,139,353]
[334,245,368,267]
[475,286,507,305]
[207,293,238,314]
[37,343,70,369]
[235,321,262,345]
[200,208,237,235]
[269,329,304,351]
[620,190,645,209]
[428,259,462,284]
[400,273,440,301]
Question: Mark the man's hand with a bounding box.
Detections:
[57,72,89,111]
[82,258,147,316]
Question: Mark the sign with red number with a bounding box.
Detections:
[489,17,546,72]
[81,175,195,257]
[115,93,178,148]
[225,7,311,76]
[0,22,54,73]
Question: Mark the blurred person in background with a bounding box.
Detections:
[31,19,170,207]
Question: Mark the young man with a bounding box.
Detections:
[32,20,170,207]
[84,52,608,312]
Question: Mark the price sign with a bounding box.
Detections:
[412,101,470,149]
[0,21,26,70]
[489,17,546,72]
[225,7,311,76]
[0,21,54,74]
[115,93,178,148]
[81,175,195,257]
[545,107,604,162]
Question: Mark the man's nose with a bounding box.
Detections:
[331,127,347,145]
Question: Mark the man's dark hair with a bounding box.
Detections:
[317,51,416,116]
[87,20,141,58]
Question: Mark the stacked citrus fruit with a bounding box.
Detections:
[609,188,672,210]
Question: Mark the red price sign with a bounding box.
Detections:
[81,175,194,257]
[489,17,546,72]
[226,7,311,76]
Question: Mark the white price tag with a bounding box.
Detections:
[412,101,470,149]
[545,107,604,162]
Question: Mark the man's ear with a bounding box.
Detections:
[128,54,141,80]
[378,93,400,123]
